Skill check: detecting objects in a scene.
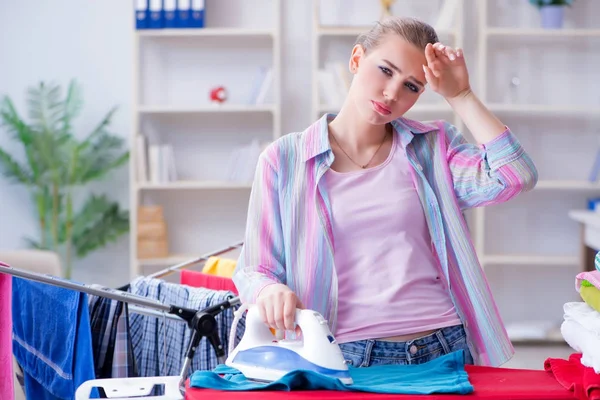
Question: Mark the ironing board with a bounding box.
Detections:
[184,365,573,400]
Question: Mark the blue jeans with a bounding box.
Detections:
[338,324,474,367]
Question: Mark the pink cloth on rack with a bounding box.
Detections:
[0,261,14,400]
[181,270,239,295]
[577,271,600,291]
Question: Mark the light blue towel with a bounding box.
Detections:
[12,277,98,399]
[595,251,600,271]
[190,350,473,395]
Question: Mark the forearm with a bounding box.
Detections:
[446,89,507,144]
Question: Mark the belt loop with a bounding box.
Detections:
[362,340,375,368]
[436,329,452,355]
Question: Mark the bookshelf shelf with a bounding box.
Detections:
[137,181,253,190]
[137,28,275,38]
[138,104,276,114]
[486,28,600,37]
[482,254,579,266]
[488,104,600,115]
[316,26,456,38]
[131,0,282,277]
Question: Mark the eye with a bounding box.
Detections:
[379,66,392,76]
[405,82,420,93]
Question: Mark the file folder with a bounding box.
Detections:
[177,0,191,28]
[190,0,205,28]
[135,0,149,30]
[163,0,177,28]
[148,0,164,29]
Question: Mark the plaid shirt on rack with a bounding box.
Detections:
[88,285,137,379]
[129,276,245,377]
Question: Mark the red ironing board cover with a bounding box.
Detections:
[185,364,573,400]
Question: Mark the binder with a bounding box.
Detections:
[148,0,164,29]
[163,0,177,28]
[177,0,192,28]
[190,0,205,28]
[135,0,149,30]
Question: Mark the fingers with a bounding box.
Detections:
[256,284,302,333]
[424,43,437,65]
[283,293,297,331]
[432,42,463,62]
[423,64,438,88]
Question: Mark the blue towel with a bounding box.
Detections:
[12,277,98,399]
[190,350,473,395]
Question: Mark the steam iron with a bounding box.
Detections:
[226,306,353,385]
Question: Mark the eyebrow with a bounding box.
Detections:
[382,59,425,87]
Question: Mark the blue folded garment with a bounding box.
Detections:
[190,350,473,395]
[12,277,98,399]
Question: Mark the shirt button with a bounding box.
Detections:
[416,164,423,171]
[410,345,418,355]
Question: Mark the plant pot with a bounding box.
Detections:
[539,5,565,29]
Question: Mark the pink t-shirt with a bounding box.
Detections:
[325,133,461,343]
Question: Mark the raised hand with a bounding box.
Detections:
[423,42,471,100]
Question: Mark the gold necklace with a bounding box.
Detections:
[330,125,390,169]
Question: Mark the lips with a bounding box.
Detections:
[372,100,391,115]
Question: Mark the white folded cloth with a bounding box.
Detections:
[564,302,600,334]
[561,318,600,373]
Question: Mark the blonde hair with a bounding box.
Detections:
[355,16,438,53]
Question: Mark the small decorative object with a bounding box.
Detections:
[528,0,575,29]
[379,0,396,19]
[209,86,228,104]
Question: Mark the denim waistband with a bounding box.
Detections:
[338,324,468,364]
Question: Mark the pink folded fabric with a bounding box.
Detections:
[0,261,14,400]
[577,271,600,292]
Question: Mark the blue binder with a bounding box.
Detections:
[190,0,205,28]
[163,0,177,28]
[135,0,149,30]
[148,0,164,29]
[176,0,191,28]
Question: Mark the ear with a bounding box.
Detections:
[349,44,366,75]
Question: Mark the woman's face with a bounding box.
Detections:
[348,34,428,126]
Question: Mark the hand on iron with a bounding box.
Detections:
[256,283,304,332]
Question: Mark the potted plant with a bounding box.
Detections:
[0,80,129,279]
[529,0,575,29]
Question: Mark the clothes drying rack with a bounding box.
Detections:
[0,241,245,400]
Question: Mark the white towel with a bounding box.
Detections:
[561,318,600,373]
[564,302,600,334]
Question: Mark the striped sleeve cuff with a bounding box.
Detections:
[481,127,525,171]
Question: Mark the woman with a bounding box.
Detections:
[232,16,537,368]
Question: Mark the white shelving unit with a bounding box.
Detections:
[475,0,600,343]
[130,0,282,277]
[310,0,465,131]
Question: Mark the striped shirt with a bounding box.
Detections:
[233,113,538,367]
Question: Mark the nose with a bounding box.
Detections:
[383,81,402,103]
